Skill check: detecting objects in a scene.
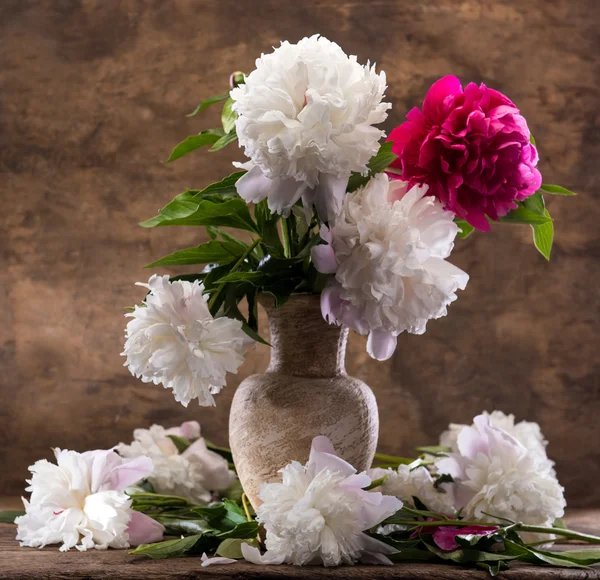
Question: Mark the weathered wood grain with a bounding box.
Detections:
[0,0,599,507]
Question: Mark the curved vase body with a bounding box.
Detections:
[229,294,379,509]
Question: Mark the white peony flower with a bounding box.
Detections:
[312,174,469,360]
[118,421,235,504]
[440,411,551,469]
[122,275,252,407]
[435,414,565,537]
[231,35,390,222]
[15,449,164,551]
[369,464,456,516]
[255,436,402,566]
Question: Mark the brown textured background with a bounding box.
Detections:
[0,0,598,505]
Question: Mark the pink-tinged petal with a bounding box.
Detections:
[127,511,165,546]
[241,543,285,565]
[201,553,238,567]
[165,421,200,440]
[108,456,154,492]
[367,330,397,361]
[235,164,271,204]
[360,532,399,559]
[359,491,403,529]
[307,436,356,479]
[320,284,343,325]
[312,225,338,274]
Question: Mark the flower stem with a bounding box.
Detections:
[241,493,253,523]
[208,237,261,311]
[281,217,293,258]
[373,452,416,466]
[390,518,600,544]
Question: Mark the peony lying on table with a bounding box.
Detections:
[121,34,575,407]
[8,412,600,574]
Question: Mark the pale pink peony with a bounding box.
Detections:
[387,75,542,231]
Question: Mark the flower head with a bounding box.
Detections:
[118,421,235,504]
[312,173,468,360]
[388,75,542,231]
[122,275,252,407]
[232,35,390,221]
[440,410,552,471]
[15,449,163,551]
[256,436,402,566]
[435,414,565,532]
[370,464,456,516]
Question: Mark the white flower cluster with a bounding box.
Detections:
[122,275,252,407]
[118,421,235,504]
[313,174,469,360]
[15,449,163,552]
[232,35,390,222]
[368,412,564,546]
[436,414,565,536]
[251,436,402,566]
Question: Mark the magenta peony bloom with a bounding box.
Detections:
[387,76,542,231]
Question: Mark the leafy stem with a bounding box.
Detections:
[208,237,261,310]
[241,493,252,523]
[281,216,294,258]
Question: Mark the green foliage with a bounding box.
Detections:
[210,128,238,151]
[216,538,258,559]
[540,184,577,196]
[221,98,237,134]
[166,130,224,162]
[145,241,246,268]
[532,210,554,261]
[187,94,229,117]
[500,204,552,225]
[140,194,257,233]
[166,434,192,453]
[455,219,475,239]
[0,510,24,523]
[130,534,207,559]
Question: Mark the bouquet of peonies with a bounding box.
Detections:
[8,412,600,573]
[122,35,574,408]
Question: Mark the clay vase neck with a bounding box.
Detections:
[260,294,348,378]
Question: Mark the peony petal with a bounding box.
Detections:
[311,225,338,274]
[241,543,285,565]
[307,436,356,479]
[234,164,271,204]
[311,172,349,223]
[201,553,238,567]
[165,421,201,440]
[367,330,397,361]
[127,510,165,546]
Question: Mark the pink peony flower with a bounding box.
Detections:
[411,520,499,551]
[387,75,542,231]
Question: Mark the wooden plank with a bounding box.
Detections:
[1,505,599,579]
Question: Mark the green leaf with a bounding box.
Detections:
[540,184,577,196]
[455,219,475,239]
[499,205,552,225]
[216,538,258,559]
[221,98,237,134]
[166,130,224,162]
[0,510,24,523]
[129,534,205,559]
[254,200,284,257]
[505,540,589,568]
[347,141,398,191]
[187,94,230,117]
[145,241,245,268]
[477,560,510,576]
[530,134,536,146]
[216,520,259,539]
[531,209,554,261]
[153,516,214,536]
[210,128,238,152]
[140,197,257,233]
[423,540,518,564]
[539,549,600,566]
[218,271,269,285]
[523,190,546,216]
[166,434,191,453]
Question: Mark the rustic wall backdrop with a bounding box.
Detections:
[1,0,598,504]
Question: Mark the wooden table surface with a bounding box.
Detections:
[1,497,598,579]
